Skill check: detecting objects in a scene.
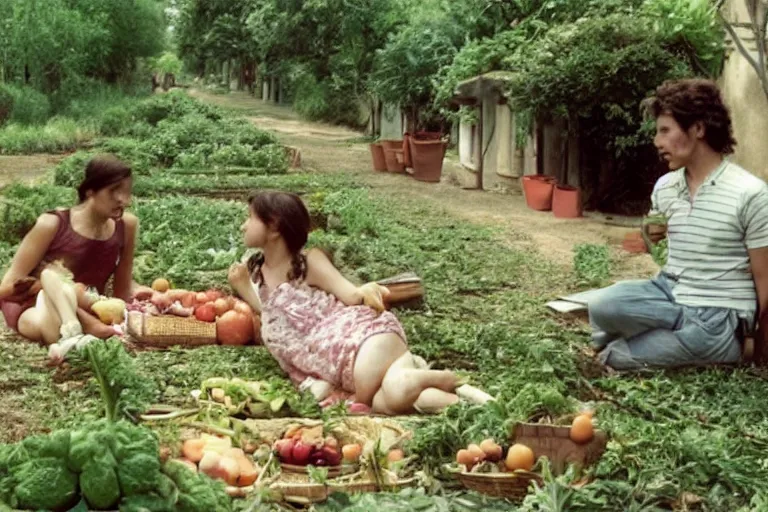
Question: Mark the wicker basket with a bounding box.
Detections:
[280,463,358,479]
[126,311,217,347]
[456,470,543,500]
[272,476,416,504]
[510,422,607,475]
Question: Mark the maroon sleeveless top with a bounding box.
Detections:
[1,209,124,331]
[42,209,125,294]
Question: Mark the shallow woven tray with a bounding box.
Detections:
[271,476,417,504]
[456,470,543,500]
[280,463,358,479]
[126,311,217,347]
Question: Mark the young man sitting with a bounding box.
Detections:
[589,79,768,370]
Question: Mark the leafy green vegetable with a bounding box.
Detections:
[73,338,157,422]
[80,459,121,510]
[12,457,78,511]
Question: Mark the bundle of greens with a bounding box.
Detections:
[642,213,668,267]
[71,337,158,422]
[198,377,319,419]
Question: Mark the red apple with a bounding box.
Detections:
[292,441,313,465]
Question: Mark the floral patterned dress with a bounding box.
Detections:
[258,280,406,393]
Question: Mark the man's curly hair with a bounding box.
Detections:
[642,79,737,154]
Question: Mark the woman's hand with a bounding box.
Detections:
[358,282,391,313]
[228,262,250,287]
[1,277,41,303]
[131,285,154,301]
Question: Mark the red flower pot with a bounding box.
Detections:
[402,133,413,168]
[552,185,582,218]
[409,138,446,182]
[384,149,406,173]
[413,131,442,141]
[369,143,387,172]
[522,175,556,211]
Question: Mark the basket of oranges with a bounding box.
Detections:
[449,410,606,501]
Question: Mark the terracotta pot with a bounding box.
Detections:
[384,149,406,173]
[552,185,582,218]
[622,232,648,254]
[413,131,442,141]
[409,139,446,182]
[521,175,556,211]
[402,133,413,168]
[369,143,387,172]
[380,139,403,151]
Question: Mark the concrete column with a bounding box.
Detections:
[495,104,513,177]
[459,120,474,168]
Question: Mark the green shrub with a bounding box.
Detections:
[0,84,51,125]
[0,184,77,243]
[53,151,93,188]
[131,91,223,126]
[0,117,97,155]
[0,84,14,126]
[96,138,155,175]
[249,144,289,174]
[99,106,133,136]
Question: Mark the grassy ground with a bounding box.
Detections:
[1,91,768,511]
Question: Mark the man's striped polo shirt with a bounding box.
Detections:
[650,160,768,315]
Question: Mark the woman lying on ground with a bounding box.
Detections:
[228,190,493,415]
[0,155,152,363]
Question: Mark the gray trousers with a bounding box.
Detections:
[589,274,742,370]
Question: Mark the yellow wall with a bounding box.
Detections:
[719,0,768,180]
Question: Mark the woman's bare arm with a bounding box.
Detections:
[304,248,363,306]
[112,213,149,300]
[0,214,59,301]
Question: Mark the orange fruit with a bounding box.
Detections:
[456,449,475,469]
[467,443,486,462]
[570,414,594,444]
[479,439,503,462]
[505,443,535,472]
[152,278,170,292]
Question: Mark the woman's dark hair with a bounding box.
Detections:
[77,155,132,202]
[248,190,311,282]
[641,79,737,154]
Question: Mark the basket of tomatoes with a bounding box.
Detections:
[126,278,261,347]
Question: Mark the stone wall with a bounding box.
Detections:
[719,0,768,180]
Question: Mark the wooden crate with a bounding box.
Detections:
[510,422,607,475]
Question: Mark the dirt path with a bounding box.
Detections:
[0,154,62,188]
[191,89,657,281]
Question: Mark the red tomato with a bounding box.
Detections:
[180,292,196,308]
[233,301,253,316]
[214,297,232,317]
[205,289,224,302]
[194,302,217,323]
[216,310,254,345]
